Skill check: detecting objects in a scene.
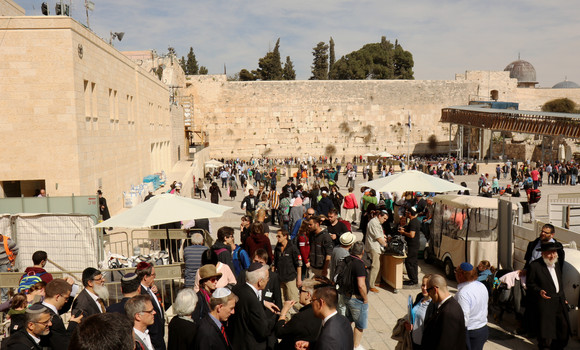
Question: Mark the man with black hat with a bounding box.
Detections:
[524,223,565,272]
[3,304,52,349]
[107,273,141,314]
[527,242,570,349]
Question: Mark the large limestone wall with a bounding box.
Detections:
[0,0,24,16]
[185,76,480,158]
[186,72,580,160]
[0,16,181,214]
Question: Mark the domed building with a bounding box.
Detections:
[504,59,538,88]
[552,79,580,89]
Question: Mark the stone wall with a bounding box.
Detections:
[0,0,24,16]
[185,76,480,158]
[186,72,580,161]
[0,16,183,214]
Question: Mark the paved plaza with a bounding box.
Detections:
[162,162,580,349]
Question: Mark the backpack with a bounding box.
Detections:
[232,246,251,276]
[334,256,356,297]
[384,235,407,257]
[529,189,541,203]
[18,271,47,293]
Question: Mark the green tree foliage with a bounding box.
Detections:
[255,38,283,80]
[283,56,296,80]
[239,69,257,81]
[311,42,329,80]
[329,36,414,80]
[179,56,186,73]
[328,37,336,79]
[542,98,578,113]
[184,47,199,75]
[199,66,208,75]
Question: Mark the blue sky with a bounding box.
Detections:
[18,0,580,86]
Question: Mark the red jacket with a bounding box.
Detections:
[343,193,359,209]
[245,234,274,265]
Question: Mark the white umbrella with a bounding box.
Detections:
[358,170,469,193]
[205,159,224,167]
[362,152,376,157]
[377,151,393,158]
[94,193,231,228]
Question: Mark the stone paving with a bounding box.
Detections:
[164,162,580,349]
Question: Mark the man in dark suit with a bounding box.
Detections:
[72,267,107,317]
[39,278,82,349]
[136,262,166,350]
[524,223,564,271]
[3,304,52,350]
[422,274,466,350]
[195,288,238,350]
[527,242,570,349]
[107,273,141,314]
[228,262,274,350]
[296,285,353,350]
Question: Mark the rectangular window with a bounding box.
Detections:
[91,83,98,130]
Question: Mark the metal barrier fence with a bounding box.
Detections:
[0,263,184,309]
[103,228,213,263]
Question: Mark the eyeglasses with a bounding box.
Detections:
[310,297,322,304]
[141,308,156,314]
[92,276,105,282]
[426,286,438,293]
[541,230,552,235]
[33,315,54,326]
[208,277,219,283]
[58,294,70,302]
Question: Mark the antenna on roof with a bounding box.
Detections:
[518,52,520,60]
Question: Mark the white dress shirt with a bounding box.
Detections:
[546,263,560,293]
[322,310,338,327]
[455,281,489,330]
[134,328,154,350]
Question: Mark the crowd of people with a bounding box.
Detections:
[0,153,577,350]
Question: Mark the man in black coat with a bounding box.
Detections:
[106,273,141,314]
[72,267,106,318]
[3,304,52,350]
[295,285,353,350]
[524,223,564,271]
[422,274,466,350]
[527,242,570,349]
[39,279,82,349]
[228,263,275,350]
[136,262,166,350]
[195,288,238,350]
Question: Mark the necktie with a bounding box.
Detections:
[97,298,106,313]
[221,325,229,346]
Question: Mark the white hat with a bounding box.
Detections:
[339,232,356,246]
[212,288,232,298]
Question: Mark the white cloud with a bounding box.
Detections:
[14,0,580,86]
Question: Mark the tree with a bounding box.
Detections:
[283,56,296,80]
[330,36,414,80]
[179,56,186,73]
[311,41,329,80]
[199,66,208,75]
[328,37,336,79]
[185,47,199,75]
[239,69,257,81]
[255,38,283,80]
[542,98,577,113]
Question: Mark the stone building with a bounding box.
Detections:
[184,70,580,160]
[0,2,185,214]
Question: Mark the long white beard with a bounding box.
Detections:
[94,284,110,300]
[543,256,557,267]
